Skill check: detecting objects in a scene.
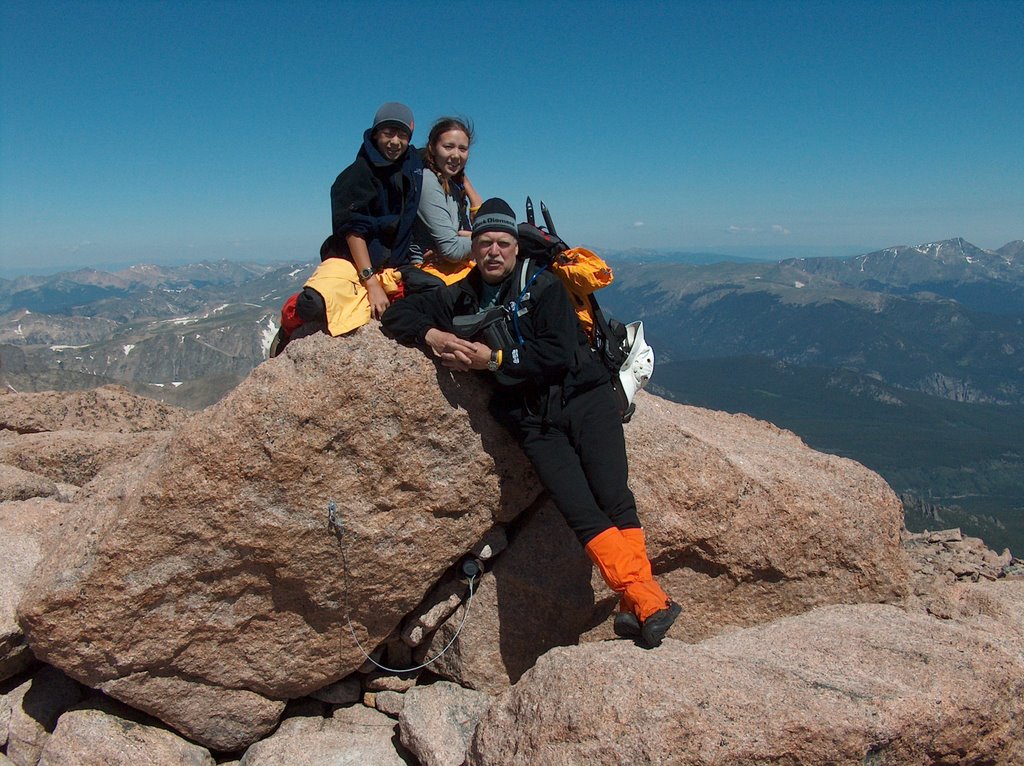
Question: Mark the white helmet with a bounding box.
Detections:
[617,321,654,417]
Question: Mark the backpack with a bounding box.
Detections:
[515,198,654,422]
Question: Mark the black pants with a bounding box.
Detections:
[513,383,641,546]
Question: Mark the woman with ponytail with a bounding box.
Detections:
[404,117,484,293]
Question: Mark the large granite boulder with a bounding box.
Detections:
[0,384,184,489]
[625,395,909,641]
[469,595,1024,766]
[18,330,536,749]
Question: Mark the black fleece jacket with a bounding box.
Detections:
[381,264,609,407]
[330,130,424,270]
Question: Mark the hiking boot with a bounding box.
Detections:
[613,611,641,638]
[640,601,682,648]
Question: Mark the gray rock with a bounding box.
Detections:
[0,385,188,434]
[364,672,418,693]
[399,682,492,766]
[929,528,964,543]
[2,684,12,746]
[470,526,507,561]
[374,690,405,718]
[401,579,469,647]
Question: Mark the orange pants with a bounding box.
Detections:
[585,526,670,622]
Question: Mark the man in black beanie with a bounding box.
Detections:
[382,198,679,648]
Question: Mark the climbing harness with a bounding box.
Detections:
[327,501,477,674]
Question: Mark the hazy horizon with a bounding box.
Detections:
[5,237,1023,279]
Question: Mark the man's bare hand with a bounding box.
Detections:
[424,329,492,371]
[365,278,391,320]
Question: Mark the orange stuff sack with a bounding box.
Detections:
[419,257,475,286]
[549,247,614,338]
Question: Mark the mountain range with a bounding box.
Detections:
[601,238,1024,403]
[598,238,1024,553]
[0,261,307,407]
[1,237,1022,551]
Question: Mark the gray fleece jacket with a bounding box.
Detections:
[408,172,472,265]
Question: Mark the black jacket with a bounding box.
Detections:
[330,130,424,270]
[381,263,610,414]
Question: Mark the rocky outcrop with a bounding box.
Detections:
[0,385,186,687]
[469,598,1024,766]
[903,526,1018,619]
[625,396,909,640]
[2,329,1019,762]
[17,331,538,749]
[0,467,60,504]
[0,429,171,487]
[0,385,187,434]
[0,384,185,490]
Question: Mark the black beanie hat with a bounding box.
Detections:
[472,198,518,239]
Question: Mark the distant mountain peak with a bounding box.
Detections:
[997,240,1024,262]
[854,238,1007,271]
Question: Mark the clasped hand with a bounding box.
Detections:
[424,328,491,372]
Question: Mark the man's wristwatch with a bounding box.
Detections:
[487,349,500,372]
[358,267,374,281]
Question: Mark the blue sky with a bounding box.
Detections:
[2,0,1022,276]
